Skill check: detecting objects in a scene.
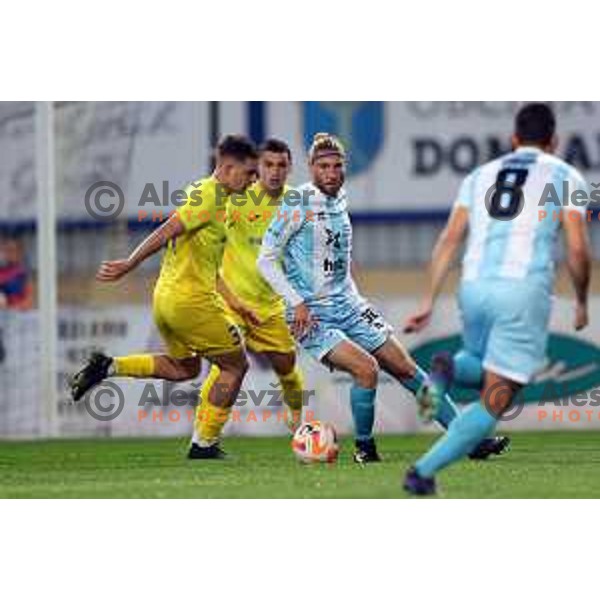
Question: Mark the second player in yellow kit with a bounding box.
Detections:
[219,139,305,431]
[222,181,293,354]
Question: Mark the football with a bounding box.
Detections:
[291,420,339,463]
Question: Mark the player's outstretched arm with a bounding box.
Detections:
[404,205,468,333]
[96,214,185,282]
[563,212,591,331]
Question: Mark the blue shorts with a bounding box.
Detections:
[458,278,552,384]
[288,296,392,362]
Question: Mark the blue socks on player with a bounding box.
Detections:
[435,393,461,430]
[400,365,425,396]
[403,364,460,429]
[453,350,484,389]
[415,402,497,478]
[350,385,377,441]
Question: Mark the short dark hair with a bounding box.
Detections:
[515,103,556,145]
[216,134,258,162]
[259,138,292,161]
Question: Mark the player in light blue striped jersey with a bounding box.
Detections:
[258,132,507,463]
[403,103,592,494]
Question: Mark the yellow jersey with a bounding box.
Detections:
[156,176,229,301]
[221,181,287,318]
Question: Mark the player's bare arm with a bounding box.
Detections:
[96,214,185,282]
[563,213,592,331]
[216,276,261,326]
[404,205,469,333]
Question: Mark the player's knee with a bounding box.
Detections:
[353,356,379,388]
[176,357,201,381]
[395,359,417,381]
[158,355,200,381]
[270,352,296,376]
[228,352,249,381]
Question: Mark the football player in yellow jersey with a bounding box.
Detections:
[217,138,304,432]
[70,135,258,459]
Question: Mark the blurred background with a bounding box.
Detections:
[2,101,600,439]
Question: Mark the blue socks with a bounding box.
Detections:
[453,350,484,389]
[436,392,461,430]
[403,364,460,429]
[350,385,377,441]
[415,403,497,478]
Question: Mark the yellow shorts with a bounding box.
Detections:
[153,288,242,359]
[224,304,296,355]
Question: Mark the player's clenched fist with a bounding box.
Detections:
[403,300,433,334]
[96,259,133,282]
[291,302,317,340]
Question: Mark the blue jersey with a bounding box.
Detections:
[258,182,392,361]
[456,147,589,285]
[258,182,359,308]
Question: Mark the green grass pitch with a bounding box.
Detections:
[1,431,599,498]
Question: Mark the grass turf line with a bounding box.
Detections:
[0,431,598,498]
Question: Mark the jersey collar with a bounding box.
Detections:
[514,146,545,154]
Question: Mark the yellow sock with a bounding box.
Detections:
[194,365,231,444]
[279,366,305,431]
[113,355,155,377]
[198,399,231,444]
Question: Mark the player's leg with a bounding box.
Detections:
[428,283,487,391]
[263,351,304,432]
[371,335,461,429]
[424,281,509,458]
[292,302,381,462]
[419,350,511,462]
[341,297,461,428]
[451,344,512,460]
[452,349,484,389]
[404,370,521,495]
[70,342,202,401]
[70,290,207,401]
[322,339,381,463]
[348,297,508,461]
[374,336,508,460]
[404,279,547,494]
[451,282,511,457]
[190,348,249,458]
[242,308,305,432]
[184,299,252,457]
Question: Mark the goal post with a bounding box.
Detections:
[35,101,58,438]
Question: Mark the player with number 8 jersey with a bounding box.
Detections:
[403,103,592,494]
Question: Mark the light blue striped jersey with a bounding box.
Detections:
[456,147,589,285]
[259,182,358,307]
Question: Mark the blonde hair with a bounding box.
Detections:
[308,132,346,163]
